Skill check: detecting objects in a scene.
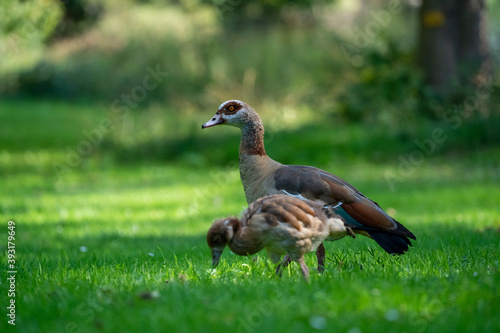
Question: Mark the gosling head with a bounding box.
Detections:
[206,217,239,267]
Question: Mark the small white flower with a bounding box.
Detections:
[347,328,362,333]
[148,252,154,257]
[385,309,399,321]
[79,246,88,253]
[309,316,327,330]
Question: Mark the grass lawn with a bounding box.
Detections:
[0,100,499,333]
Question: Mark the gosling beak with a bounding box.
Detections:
[212,248,223,267]
[202,113,223,129]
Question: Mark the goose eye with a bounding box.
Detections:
[228,105,235,111]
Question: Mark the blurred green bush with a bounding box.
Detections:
[2,3,343,107]
[1,0,499,155]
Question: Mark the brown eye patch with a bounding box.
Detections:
[224,103,241,114]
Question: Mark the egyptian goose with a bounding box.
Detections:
[202,100,416,270]
[207,194,354,280]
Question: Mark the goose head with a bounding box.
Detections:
[201,100,259,129]
[206,217,239,267]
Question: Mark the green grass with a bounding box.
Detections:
[0,100,499,333]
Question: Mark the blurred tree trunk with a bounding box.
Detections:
[418,0,492,93]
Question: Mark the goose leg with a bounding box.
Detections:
[276,255,291,277]
[297,257,310,282]
[316,243,326,273]
[282,256,292,269]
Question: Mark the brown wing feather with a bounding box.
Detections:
[263,204,302,230]
[341,200,394,229]
[283,203,313,227]
[273,166,416,253]
[274,165,398,231]
[285,198,315,218]
[254,195,318,231]
[274,165,357,205]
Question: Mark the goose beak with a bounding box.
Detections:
[211,248,223,267]
[202,113,223,129]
